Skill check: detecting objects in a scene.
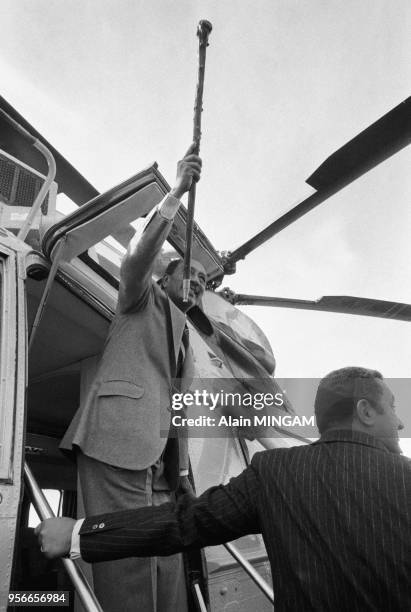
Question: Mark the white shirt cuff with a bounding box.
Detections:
[157,193,181,220]
[69,518,85,559]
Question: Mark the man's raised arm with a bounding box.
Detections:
[118,144,202,313]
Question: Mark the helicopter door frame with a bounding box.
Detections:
[0,243,26,611]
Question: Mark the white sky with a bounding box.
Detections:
[1,0,410,452]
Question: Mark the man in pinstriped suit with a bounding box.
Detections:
[39,368,411,611]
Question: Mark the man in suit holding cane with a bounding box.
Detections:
[60,144,204,612]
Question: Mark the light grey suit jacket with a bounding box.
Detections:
[61,208,193,481]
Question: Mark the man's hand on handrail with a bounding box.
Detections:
[35,517,76,559]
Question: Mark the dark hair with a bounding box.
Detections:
[157,258,183,288]
[164,258,183,276]
[159,257,207,289]
[314,367,384,434]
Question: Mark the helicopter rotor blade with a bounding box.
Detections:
[306,96,411,190]
[227,97,411,267]
[231,293,411,322]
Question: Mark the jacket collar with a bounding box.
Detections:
[314,429,394,454]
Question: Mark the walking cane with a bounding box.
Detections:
[182,20,212,302]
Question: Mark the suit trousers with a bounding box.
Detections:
[77,452,188,612]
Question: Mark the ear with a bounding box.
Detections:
[160,274,169,290]
[355,398,377,427]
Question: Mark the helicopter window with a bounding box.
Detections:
[28,490,62,527]
[86,232,181,285]
[189,435,272,570]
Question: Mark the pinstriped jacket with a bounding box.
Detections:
[79,430,411,611]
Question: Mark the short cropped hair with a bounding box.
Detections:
[314,367,384,434]
[157,258,183,288]
[164,258,183,276]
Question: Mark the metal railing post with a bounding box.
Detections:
[192,580,208,612]
[24,463,103,612]
[223,542,274,605]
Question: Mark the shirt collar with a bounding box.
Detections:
[314,429,394,454]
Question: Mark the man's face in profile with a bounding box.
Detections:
[369,380,404,454]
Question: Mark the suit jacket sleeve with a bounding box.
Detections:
[118,199,175,313]
[79,457,262,563]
